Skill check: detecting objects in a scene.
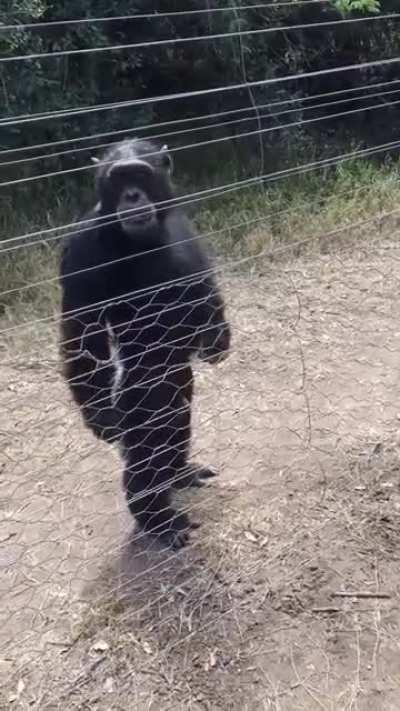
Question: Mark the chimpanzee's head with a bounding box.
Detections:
[93,138,174,236]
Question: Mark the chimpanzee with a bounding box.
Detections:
[59,138,230,549]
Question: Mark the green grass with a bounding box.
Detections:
[196,157,400,258]
[1,156,400,325]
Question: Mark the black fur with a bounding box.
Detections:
[59,139,230,549]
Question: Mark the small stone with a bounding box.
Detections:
[104,677,115,693]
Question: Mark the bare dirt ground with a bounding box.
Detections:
[2,237,400,710]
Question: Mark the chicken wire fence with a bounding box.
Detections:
[1,4,400,710]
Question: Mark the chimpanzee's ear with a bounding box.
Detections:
[161,144,173,175]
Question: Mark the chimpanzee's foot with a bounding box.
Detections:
[173,463,217,489]
[140,509,199,550]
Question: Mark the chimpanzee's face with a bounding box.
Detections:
[96,140,174,237]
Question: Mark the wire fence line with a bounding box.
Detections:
[3,76,400,159]
[2,5,400,709]
[0,207,398,443]
[0,0,333,32]
[5,81,400,170]
[2,192,400,306]
[3,203,399,442]
[2,136,400,260]
[3,55,400,127]
[2,13,398,63]
[6,102,400,189]
[3,93,400,187]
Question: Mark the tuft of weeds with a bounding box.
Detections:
[195,157,400,259]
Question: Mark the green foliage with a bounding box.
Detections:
[332,0,381,14]
[1,0,46,21]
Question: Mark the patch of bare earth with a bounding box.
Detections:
[2,238,400,709]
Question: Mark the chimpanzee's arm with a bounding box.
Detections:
[172,216,231,365]
[60,236,121,443]
[196,273,231,364]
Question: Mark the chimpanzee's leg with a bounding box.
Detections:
[171,364,217,490]
[123,463,195,550]
[120,383,198,549]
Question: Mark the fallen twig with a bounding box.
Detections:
[312,607,341,613]
[331,591,391,599]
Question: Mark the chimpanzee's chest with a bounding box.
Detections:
[105,257,203,362]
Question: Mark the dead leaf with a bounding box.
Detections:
[9,679,25,703]
[244,530,258,543]
[91,640,109,654]
[142,641,153,655]
[209,649,218,668]
[17,680,25,698]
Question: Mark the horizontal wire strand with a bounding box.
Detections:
[2,134,400,258]
[1,146,394,282]
[1,170,395,373]
[2,94,400,189]
[2,56,400,127]
[53,187,394,391]
[1,14,397,64]
[3,77,399,159]
[3,172,391,390]
[0,0,331,32]
[4,170,394,398]
[0,152,398,363]
[2,85,400,175]
[3,198,399,357]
